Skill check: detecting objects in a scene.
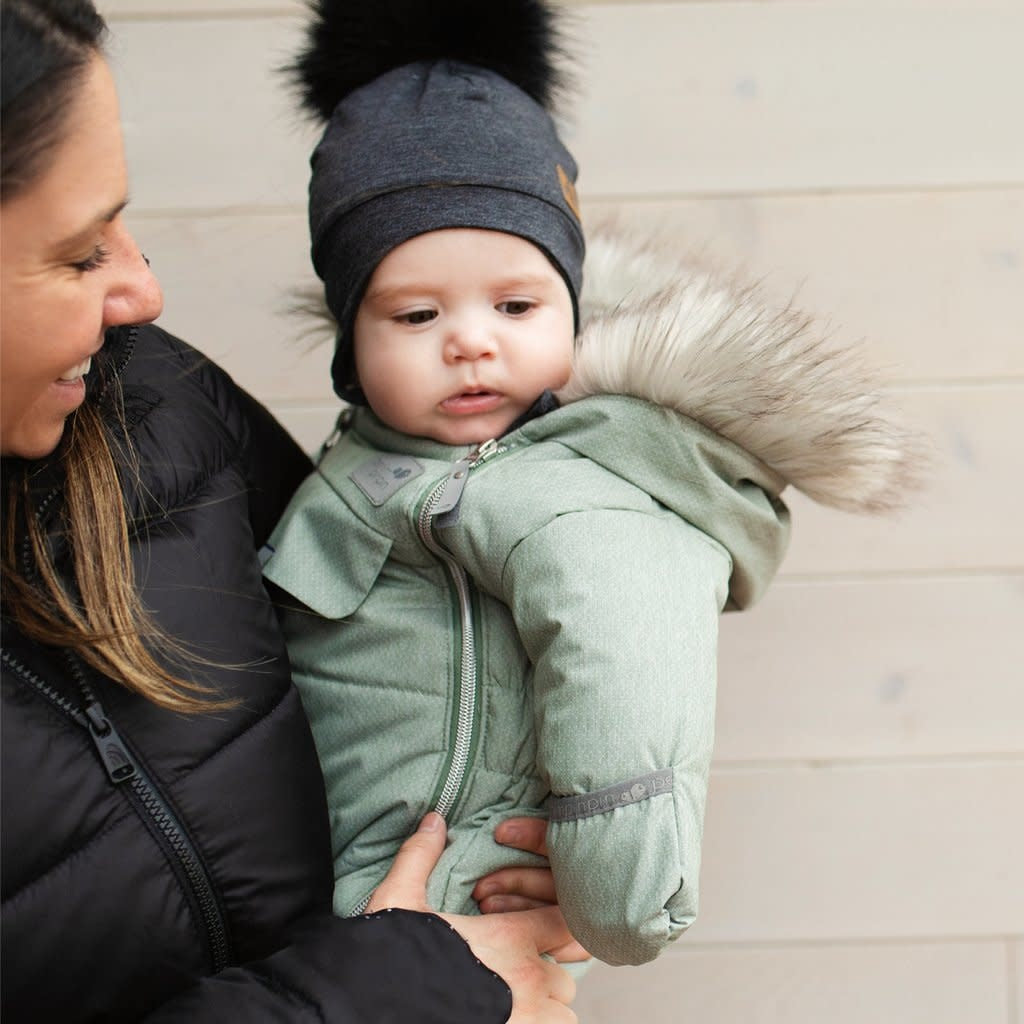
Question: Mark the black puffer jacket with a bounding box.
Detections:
[1,324,511,1022]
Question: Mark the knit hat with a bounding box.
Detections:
[290,0,584,402]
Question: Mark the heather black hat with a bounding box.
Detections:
[289,0,584,402]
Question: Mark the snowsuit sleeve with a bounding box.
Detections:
[501,504,731,966]
[141,910,512,1023]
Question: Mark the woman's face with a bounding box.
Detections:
[0,55,163,459]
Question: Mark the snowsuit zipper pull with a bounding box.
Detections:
[82,700,137,784]
[431,439,503,518]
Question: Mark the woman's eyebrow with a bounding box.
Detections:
[55,198,129,251]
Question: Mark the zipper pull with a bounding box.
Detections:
[430,440,502,516]
[83,701,137,784]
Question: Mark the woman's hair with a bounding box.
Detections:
[1,0,106,200]
[2,0,228,712]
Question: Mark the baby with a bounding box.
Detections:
[264,0,918,966]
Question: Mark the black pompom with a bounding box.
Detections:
[288,0,572,121]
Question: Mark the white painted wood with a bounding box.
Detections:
[574,940,1009,1024]
[715,575,1024,762]
[266,402,340,455]
[781,386,1024,576]
[107,5,1024,212]
[689,760,1024,942]
[109,17,317,211]
[1015,939,1023,1024]
[585,190,1024,383]
[570,3,1024,195]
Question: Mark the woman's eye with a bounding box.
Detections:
[398,309,436,325]
[71,245,112,273]
[498,300,533,316]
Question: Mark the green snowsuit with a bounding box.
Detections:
[263,229,916,965]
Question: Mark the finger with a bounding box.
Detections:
[493,815,549,856]
[366,812,446,913]
[478,893,549,914]
[513,905,591,964]
[538,957,577,1008]
[547,938,592,965]
[474,866,557,905]
[513,905,576,958]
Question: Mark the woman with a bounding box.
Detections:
[0,1,580,1019]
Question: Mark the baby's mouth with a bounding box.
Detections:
[441,389,502,412]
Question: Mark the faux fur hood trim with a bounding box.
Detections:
[560,226,927,514]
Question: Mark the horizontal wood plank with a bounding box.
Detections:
[690,760,1024,943]
[585,190,1024,383]
[109,4,1024,211]
[574,940,1010,1024]
[265,403,339,454]
[571,3,1024,195]
[111,16,315,211]
[716,575,1024,762]
[780,385,1024,576]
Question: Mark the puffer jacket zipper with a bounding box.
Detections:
[1,648,231,973]
[3,324,231,967]
[416,440,504,819]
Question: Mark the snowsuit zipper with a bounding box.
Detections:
[348,439,506,915]
[1,648,232,973]
[416,440,503,819]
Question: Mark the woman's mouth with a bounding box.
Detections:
[57,356,92,383]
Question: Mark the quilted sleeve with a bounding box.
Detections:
[140,910,512,1023]
[503,507,731,965]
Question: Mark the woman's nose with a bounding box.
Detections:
[103,222,164,328]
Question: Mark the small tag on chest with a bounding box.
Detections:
[350,455,425,506]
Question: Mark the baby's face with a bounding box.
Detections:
[353,228,575,446]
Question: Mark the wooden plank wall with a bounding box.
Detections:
[101,1,1024,1019]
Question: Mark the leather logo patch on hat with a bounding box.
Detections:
[557,164,582,222]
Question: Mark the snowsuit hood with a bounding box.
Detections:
[564,225,922,515]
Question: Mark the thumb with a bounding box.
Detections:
[517,904,579,958]
[365,812,446,913]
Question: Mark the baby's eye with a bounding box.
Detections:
[71,244,111,273]
[498,300,534,316]
[397,309,437,325]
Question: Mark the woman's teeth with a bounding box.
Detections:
[58,357,92,382]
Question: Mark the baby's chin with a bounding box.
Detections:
[428,411,520,447]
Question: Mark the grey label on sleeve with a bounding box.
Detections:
[350,455,424,506]
[547,768,674,823]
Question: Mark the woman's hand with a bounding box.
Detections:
[368,813,578,1023]
[473,818,590,964]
